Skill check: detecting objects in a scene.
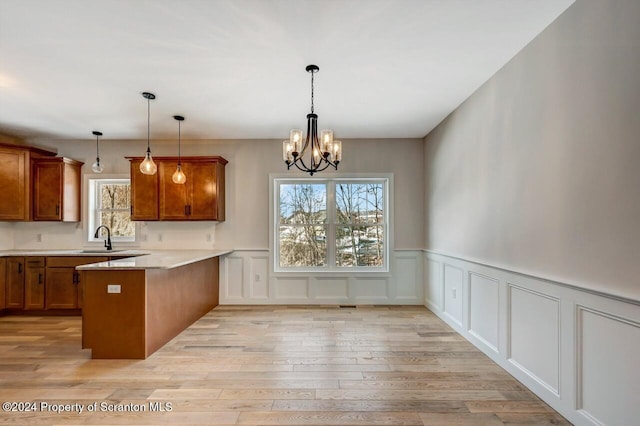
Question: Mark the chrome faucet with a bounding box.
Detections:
[94,225,112,251]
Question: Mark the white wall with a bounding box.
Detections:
[13,137,423,252]
[423,1,640,424]
[424,0,640,301]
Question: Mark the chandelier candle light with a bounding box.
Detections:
[139,92,157,175]
[172,115,186,184]
[283,64,342,176]
[91,130,104,173]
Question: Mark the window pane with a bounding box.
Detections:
[100,184,131,209]
[279,183,326,224]
[100,211,135,237]
[336,183,384,224]
[336,225,384,267]
[279,225,327,267]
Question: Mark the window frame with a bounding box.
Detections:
[85,175,138,245]
[270,173,393,274]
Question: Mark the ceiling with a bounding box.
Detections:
[0,0,574,141]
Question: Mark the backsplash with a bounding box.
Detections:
[10,220,221,250]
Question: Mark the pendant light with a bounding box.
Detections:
[172,115,186,184]
[139,92,157,175]
[91,131,104,173]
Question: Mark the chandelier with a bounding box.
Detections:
[283,64,342,176]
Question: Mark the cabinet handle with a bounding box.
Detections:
[184,205,188,216]
[131,205,133,214]
[187,205,192,216]
[39,273,43,285]
[72,272,77,284]
[56,205,60,216]
[76,273,80,285]
[18,262,22,274]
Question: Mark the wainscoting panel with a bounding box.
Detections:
[576,305,640,426]
[424,250,640,426]
[274,277,310,300]
[468,272,499,353]
[443,263,464,326]
[425,259,442,309]
[221,255,244,300]
[220,250,423,305]
[508,284,560,395]
[314,277,349,300]
[249,256,269,299]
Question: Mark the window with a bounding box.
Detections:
[273,176,390,272]
[88,178,135,242]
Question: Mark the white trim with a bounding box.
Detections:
[83,173,140,249]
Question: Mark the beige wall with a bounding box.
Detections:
[424,0,640,300]
[9,137,424,251]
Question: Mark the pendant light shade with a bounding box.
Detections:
[91,131,104,173]
[139,92,157,175]
[172,115,186,184]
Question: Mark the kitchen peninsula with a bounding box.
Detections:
[77,249,231,359]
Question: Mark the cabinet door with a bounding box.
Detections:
[0,147,29,220]
[0,258,6,309]
[6,257,25,308]
[188,162,217,220]
[159,160,189,220]
[45,267,78,309]
[24,258,45,310]
[32,160,63,220]
[130,160,159,221]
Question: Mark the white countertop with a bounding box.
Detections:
[0,249,232,270]
[76,249,232,270]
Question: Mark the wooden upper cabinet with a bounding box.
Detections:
[129,159,159,221]
[128,156,226,222]
[0,146,29,220]
[32,157,83,222]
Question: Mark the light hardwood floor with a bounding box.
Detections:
[0,306,570,425]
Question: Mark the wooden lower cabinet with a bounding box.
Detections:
[0,258,6,309]
[6,257,25,309]
[24,257,45,310]
[45,257,108,310]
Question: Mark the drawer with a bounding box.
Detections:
[26,257,45,267]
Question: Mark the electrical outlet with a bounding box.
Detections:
[452,288,457,299]
[36,234,42,242]
[158,234,163,242]
[206,234,212,242]
[255,273,261,282]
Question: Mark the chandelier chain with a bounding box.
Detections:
[310,69,315,114]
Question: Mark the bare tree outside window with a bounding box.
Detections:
[276,178,387,270]
[279,183,327,267]
[336,183,384,267]
[90,179,135,241]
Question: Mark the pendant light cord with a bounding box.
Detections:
[95,135,100,159]
[178,120,182,165]
[146,97,151,154]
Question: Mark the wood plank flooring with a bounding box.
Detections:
[0,306,571,425]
